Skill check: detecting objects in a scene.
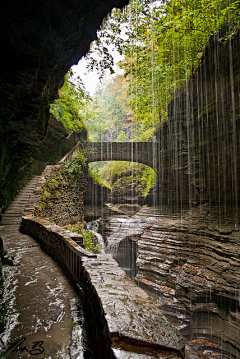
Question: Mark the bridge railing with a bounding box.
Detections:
[57,140,159,173]
[58,140,82,166]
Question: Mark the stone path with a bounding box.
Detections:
[0,178,84,359]
[0,179,205,359]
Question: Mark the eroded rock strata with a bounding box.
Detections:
[138,208,240,358]
[99,206,240,358]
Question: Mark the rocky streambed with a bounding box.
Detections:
[94,205,240,359]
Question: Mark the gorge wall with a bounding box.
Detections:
[154,30,240,219]
[0,0,129,213]
[95,30,240,358]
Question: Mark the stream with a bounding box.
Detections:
[88,205,240,359]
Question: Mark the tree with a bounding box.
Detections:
[84,75,137,141]
[85,0,240,136]
[50,69,90,134]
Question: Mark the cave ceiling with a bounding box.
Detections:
[0,0,129,211]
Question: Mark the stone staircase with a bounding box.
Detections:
[0,176,40,226]
[0,175,84,359]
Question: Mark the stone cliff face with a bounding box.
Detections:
[22,116,87,183]
[27,164,87,227]
[99,206,240,357]
[0,0,129,212]
[95,30,240,358]
[141,32,240,357]
[154,31,240,216]
[134,206,240,358]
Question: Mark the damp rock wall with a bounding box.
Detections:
[20,216,186,359]
[0,0,129,213]
[134,206,240,357]
[25,163,87,226]
[154,31,240,212]
[84,174,112,221]
[24,116,88,179]
[20,216,116,359]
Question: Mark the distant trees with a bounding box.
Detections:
[84,75,138,141]
[94,161,156,197]
[86,0,240,135]
[49,0,240,198]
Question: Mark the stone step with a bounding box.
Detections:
[5,209,26,213]
[9,202,30,206]
[12,196,32,200]
[1,220,22,225]
[0,176,40,226]
[1,214,23,219]
[9,206,29,210]
[9,200,30,204]
[6,207,27,212]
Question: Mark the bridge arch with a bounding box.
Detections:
[78,142,159,174]
[59,141,159,177]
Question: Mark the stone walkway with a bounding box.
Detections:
[0,179,205,359]
[0,178,84,359]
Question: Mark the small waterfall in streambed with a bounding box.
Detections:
[89,215,146,280]
[87,219,105,254]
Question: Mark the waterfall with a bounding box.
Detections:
[87,219,105,254]
[82,1,240,357]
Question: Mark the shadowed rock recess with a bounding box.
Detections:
[0,0,129,213]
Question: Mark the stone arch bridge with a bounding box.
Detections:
[59,141,160,173]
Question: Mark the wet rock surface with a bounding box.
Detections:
[99,205,240,358]
[0,226,84,359]
[1,178,195,359]
[81,254,185,358]
[0,179,85,358]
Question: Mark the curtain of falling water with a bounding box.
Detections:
[214,34,222,222]
[130,1,134,208]
[228,23,238,227]
[151,14,157,209]
[86,3,240,357]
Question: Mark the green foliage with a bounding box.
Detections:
[85,75,138,141]
[41,189,50,204]
[47,178,59,190]
[68,151,87,183]
[64,223,102,253]
[88,166,111,189]
[115,130,128,142]
[50,69,91,134]
[93,161,156,197]
[37,172,63,212]
[86,0,240,136]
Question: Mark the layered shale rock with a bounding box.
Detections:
[134,206,240,358]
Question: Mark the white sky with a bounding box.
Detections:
[71,57,99,96]
[71,48,124,96]
[71,0,164,95]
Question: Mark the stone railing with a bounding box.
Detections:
[20,143,186,358]
[58,140,82,167]
[20,153,116,358]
